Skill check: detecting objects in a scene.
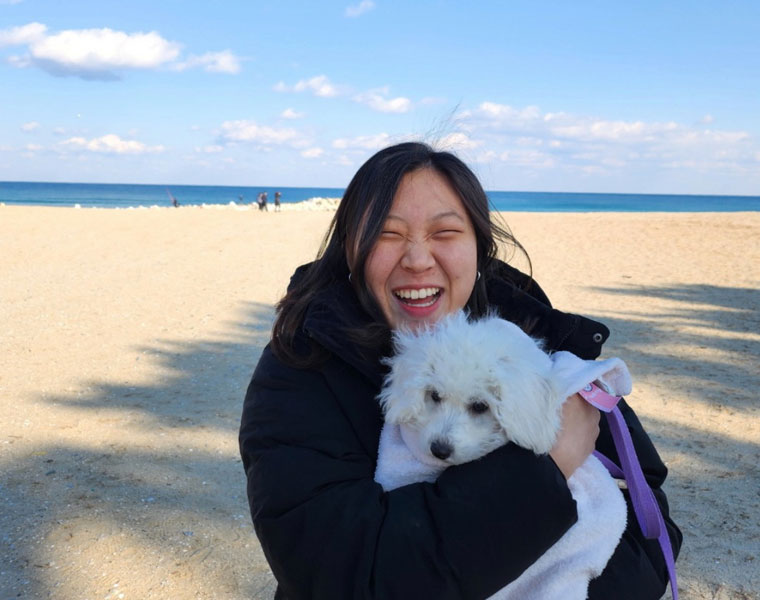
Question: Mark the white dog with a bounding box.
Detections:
[375,311,630,600]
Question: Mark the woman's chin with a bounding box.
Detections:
[389,296,447,330]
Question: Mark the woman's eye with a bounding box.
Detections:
[469,401,489,415]
[432,229,462,239]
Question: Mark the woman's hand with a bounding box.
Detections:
[549,393,600,480]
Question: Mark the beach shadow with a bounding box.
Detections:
[641,410,760,600]
[4,287,758,598]
[0,301,278,599]
[589,283,759,412]
[38,300,276,425]
[587,282,760,597]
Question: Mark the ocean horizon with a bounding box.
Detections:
[1,180,759,212]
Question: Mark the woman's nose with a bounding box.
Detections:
[400,239,435,272]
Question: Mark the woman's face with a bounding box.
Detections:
[364,168,478,330]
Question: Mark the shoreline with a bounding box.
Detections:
[3,202,759,214]
[0,196,344,211]
[1,207,758,599]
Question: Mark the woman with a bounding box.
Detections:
[239,142,681,599]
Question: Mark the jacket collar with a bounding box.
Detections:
[298,260,609,384]
[302,277,389,387]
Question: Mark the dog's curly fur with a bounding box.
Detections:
[379,310,565,466]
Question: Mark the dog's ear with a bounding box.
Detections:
[476,314,563,454]
[378,330,433,425]
[490,367,564,455]
[378,372,427,425]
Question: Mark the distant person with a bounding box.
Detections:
[239,194,244,205]
[167,188,180,207]
[256,192,265,211]
[274,191,282,212]
[261,192,269,212]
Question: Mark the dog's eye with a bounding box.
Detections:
[469,401,489,415]
[429,389,442,403]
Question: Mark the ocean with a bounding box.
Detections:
[1,181,758,212]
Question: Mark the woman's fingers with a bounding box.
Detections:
[548,393,600,480]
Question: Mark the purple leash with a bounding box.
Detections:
[579,383,679,600]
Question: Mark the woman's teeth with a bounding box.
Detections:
[394,288,440,306]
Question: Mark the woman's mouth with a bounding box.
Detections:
[393,287,441,308]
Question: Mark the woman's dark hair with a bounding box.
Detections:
[271,141,531,366]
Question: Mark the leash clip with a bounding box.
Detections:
[577,382,620,412]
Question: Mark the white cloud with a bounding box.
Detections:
[173,50,241,74]
[275,75,343,97]
[345,0,376,18]
[332,133,393,150]
[25,143,42,151]
[456,102,758,178]
[295,75,340,97]
[25,27,179,79]
[274,76,416,115]
[196,145,224,153]
[61,134,165,154]
[281,108,305,120]
[494,149,555,168]
[353,88,411,113]
[544,114,677,142]
[435,132,481,151]
[515,136,543,147]
[219,120,303,145]
[479,102,542,120]
[0,22,241,79]
[463,102,542,132]
[0,22,46,46]
[21,121,40,131]
[301,147,324,158]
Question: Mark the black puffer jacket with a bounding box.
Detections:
[239,262,681,599]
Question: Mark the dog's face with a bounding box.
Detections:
[398,372,510,465]
[379,311,563,465]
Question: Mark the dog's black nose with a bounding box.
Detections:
[430,440,452,460]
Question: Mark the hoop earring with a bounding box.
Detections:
[348,272,352,283]
[476,271,481,281]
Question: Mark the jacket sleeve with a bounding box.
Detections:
[239,348,579,600]
[588,399,683,599]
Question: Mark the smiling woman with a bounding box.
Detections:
[269,142,528,366]
[364,168,478,330]
[239,141,681,600]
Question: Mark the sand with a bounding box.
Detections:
[1,204,758,599]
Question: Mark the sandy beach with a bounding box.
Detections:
[1,204,758,599]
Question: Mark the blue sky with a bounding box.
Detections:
[1,0,758,194]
